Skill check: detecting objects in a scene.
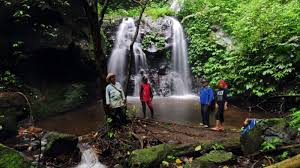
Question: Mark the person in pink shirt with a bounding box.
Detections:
[140,76,154,119]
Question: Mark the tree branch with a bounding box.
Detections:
[124,0,149,96]
[98,0,108,28]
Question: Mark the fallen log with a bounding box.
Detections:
[265,153,300,168]
[249,143,300,158]
[171,136,240,157]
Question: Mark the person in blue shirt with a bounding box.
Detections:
[199,79,214,128]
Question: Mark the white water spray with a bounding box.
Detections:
[76,145,106,168]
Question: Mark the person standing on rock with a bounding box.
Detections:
[211,80,228,131]
[105,73,127,126]
[140,76,154,119]
[199,79,214,128]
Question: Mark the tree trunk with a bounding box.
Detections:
[265,154,300,168]
[80,0,108,112]
[123,0,149,97]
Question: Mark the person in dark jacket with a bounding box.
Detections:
[199,79,214,128]
[140,76,154,119]
[211,80,228,131]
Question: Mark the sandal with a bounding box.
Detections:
[210,127,220,131]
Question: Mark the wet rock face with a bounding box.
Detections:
[240,118,298,155]
[0,144,34,168]
[0,0,97,80]
[0,92,29,140]
[30,83,88,119]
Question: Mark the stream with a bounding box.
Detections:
[36,96,275,135]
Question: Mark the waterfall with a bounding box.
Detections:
[108,18,147,93]
[170,17,191,95]
[108,18,136,86]
[170,0,184,13]
[76,144,106,168]
[108,16,191,96]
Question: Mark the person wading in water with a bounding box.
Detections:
[105,73,127,126]
[199,79,214,128]
[140,76,154,119]
[211,80,228,131]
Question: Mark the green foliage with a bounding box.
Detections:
[261,137,282,151]
[289,109,300,128]
[179,0,300,96]
[142,32,166,50]
[126,105,138,120]
[106,117,113,124]
[277,151,289,161]
[105,1,174,19]
[0,71,21,91]
[107,131,114,139]
[0,144,36,168]
[212,143,224,150]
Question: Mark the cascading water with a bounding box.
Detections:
[169,17,191,95]
[133,43,148,96]
[76,144,106,168]
[108,18,148,93]
[108,18,136,86]
[108,16,191,96]
[170,0,184,13]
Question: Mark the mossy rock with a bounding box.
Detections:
[240,118,298,155]
[0,144,35,168]
[191,150,233,168]
[30,83,88,119]
[129,144,174,168]
[43,131,79,158]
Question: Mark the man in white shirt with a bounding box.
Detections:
[105,73,127,126]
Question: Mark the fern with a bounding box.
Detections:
[290,110,300,128]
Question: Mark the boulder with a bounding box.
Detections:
[43,131,79,158]
[191,150,233,168]
[240,118,298,155]
[0,143,34,168]
[129,144,174,168]
[30,83,88,119]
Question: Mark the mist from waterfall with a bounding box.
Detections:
[170,17,191,95]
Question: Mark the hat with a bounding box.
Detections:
[201,79,209,83]
[106,73,116,82]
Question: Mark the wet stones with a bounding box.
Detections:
[240,118,298,155]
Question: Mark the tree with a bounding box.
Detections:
[124,0,149,96]
[80,0,109,110]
